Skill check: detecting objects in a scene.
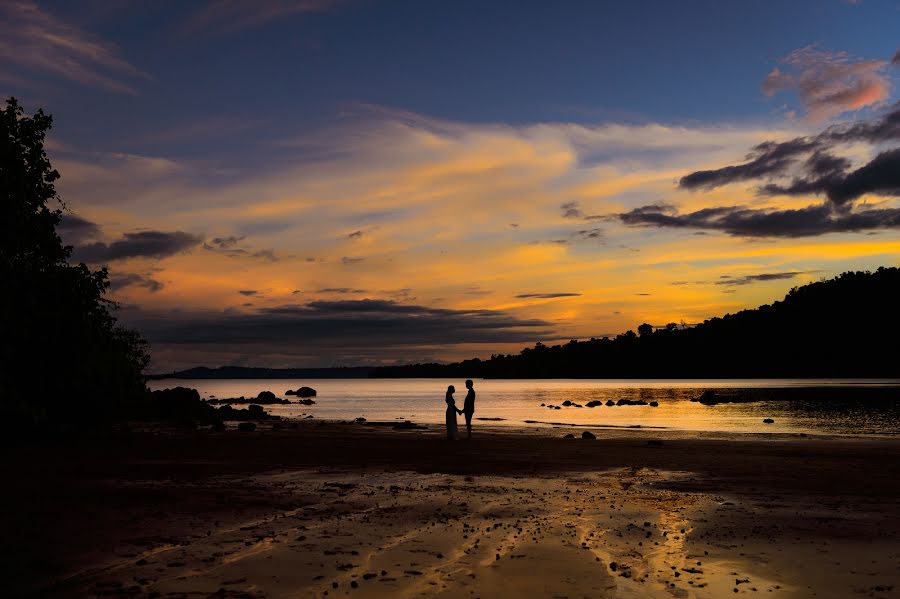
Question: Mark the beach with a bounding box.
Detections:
[4,422,899,598]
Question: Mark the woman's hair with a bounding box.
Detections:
[447,385,456,394]
[465,379,473,387]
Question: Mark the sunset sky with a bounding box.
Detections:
[4,0,899,371]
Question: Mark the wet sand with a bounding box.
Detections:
[3,421,899,598]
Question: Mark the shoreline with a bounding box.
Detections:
[149,379,900,437]
[3,422,899,597]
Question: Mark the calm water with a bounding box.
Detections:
[148,378,900,436]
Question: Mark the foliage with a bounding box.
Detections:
[0,97,150,425]
[373,267,900,378]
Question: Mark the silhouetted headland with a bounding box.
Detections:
[372,267,900,379]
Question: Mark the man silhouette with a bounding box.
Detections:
[462,379,476,440]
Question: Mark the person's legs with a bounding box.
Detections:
[465,412,473,439]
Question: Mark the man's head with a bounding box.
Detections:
[465,379,473,389]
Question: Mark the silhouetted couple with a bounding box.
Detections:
[445,380,476,441]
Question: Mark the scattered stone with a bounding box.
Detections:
[605,400,615,406]
[616,398,648,406]
[585,400,603,407]
[564,433,575,438]
[286,386,317,397]
[649,401,659,407]
[581,431,596,440]
[763,418,775,424]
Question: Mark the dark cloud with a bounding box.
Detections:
[560,201,583,219]
[660,104,900,236]
[574,227,604,240]
[893,49,900,65]
[680,104,900,196]
[209,236,245,249]
[109,272,163,293]
[342,256,365,265]
[238,290,258,296]
[122,300,554,353]
[715,272,808,286]
[202,239,280,261]
[760,147,900,206]
[824,147,900,205]
[249,249,279,261]
[58,213,102,245]
[347,230,364,239]
[74,231,202,263]
[618,202,900,237]
[317,288,366,294]
[515,293,581,299]
[679,138,817,190]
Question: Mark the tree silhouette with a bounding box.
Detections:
[1,98,149,426]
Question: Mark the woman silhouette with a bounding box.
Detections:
[445,385,462,441]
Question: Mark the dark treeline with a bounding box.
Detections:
[372,267,900,379]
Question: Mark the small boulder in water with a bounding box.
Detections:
[581,431,596,440]
[694,390,720,405]
[605,400,615,407]
[649,401,659,407]
[585,400,603,408]
[564,433,575,439]
[255,391,279,404]
[763,418,775,424]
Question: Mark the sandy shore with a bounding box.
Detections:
[3,421,899,598]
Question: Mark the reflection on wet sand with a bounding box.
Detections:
[66,467,883,598]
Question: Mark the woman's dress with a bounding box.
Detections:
[446,396,458,440]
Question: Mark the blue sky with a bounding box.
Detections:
[3,0,899,369]
[27,1,900,151]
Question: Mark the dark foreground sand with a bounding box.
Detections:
[3,422,899,598]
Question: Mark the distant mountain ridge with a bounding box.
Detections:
[149,366,374,380]
[371,267,900,378]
